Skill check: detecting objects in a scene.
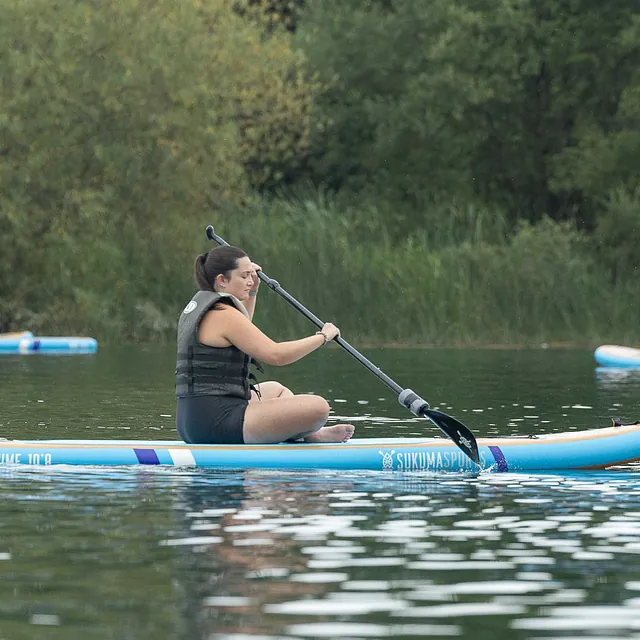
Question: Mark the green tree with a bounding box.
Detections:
[296,0,640,227]
[551,16,640,199]
[0,0,316,337]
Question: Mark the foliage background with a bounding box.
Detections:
[1,0,638,345]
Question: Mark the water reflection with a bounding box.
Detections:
[171,470,363,638]
[2,467,640,638]
[0,466,180,638]
[161,469,640,640]
[596,366,640,387]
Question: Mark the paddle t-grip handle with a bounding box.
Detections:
[206,225,218,242]
[398,389,430,416]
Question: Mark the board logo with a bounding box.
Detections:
[378,447,486,471]
[378,449,396,470]
[183,301,197,314]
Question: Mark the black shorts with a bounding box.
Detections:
[176,395,248,445]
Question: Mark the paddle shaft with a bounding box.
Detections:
[205,225,480,464]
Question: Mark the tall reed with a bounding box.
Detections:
[218,198,640,346]
[7,195,639,346]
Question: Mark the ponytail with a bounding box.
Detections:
[194,246,248,292]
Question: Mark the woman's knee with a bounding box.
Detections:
[305,395,330,422]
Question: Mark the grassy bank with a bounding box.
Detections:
[228,200,639,347]
[3,196,638,347]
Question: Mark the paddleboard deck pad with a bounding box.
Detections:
[1,423,640,472]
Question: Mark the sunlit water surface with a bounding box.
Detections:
[0,346,640,639]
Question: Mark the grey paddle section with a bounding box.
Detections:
[205,225,480,465]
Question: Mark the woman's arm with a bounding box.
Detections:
[242,290,257,321]
[240,262,261,321]
[199,306,327,366]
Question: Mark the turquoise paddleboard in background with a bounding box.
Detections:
[0,336,98,354]
[595,345,640,368]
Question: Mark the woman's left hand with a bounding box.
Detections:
[249,263,262,296]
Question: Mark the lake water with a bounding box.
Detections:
[1,346,640,639]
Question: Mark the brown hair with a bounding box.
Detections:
[194,246,248,292]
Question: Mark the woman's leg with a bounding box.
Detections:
[242,394,355,444]
[250,381,293,403]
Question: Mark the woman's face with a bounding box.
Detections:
[217,256,255,301]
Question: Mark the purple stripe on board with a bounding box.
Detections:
[488,446,508,472]
[32,340,40,351]
[134,448,160,465]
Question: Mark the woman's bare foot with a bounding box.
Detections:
[304,424,355,444]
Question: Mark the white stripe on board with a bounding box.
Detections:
[168,449,197,466]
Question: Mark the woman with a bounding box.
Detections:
[176,245,355,445]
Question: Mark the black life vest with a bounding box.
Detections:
[175,290,253,399]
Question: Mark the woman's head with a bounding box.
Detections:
[195,246,255,300]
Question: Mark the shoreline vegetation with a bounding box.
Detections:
[1,0,639,347]
[353,343,600,350]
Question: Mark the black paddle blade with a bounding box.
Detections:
[423,408,480,465]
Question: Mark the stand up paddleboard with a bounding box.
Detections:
[0,336,98,354]
[0,422,639,472]
[594,345,640,368]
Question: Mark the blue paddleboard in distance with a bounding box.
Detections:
[0,336,97,354]
[594,345,640,368]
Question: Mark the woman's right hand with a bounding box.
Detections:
[319,323,340,342]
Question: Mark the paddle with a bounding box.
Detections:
[205,225,480,465]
